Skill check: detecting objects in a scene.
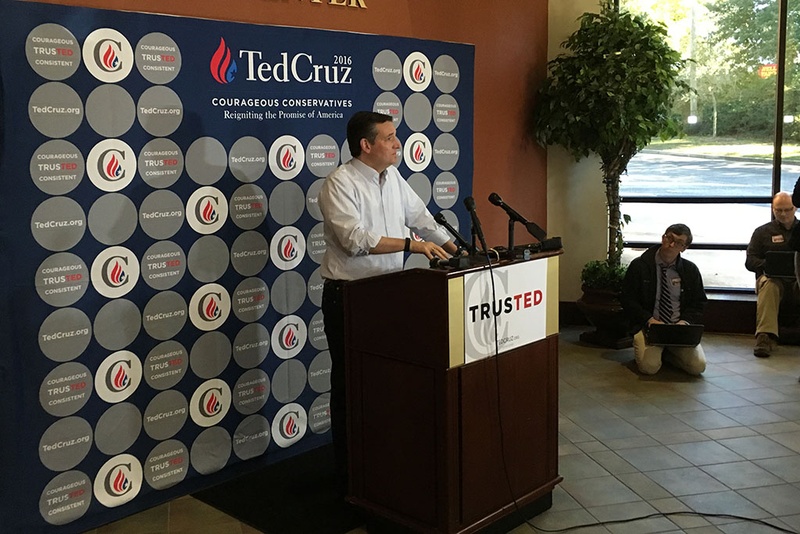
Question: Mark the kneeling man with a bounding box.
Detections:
[621,223,707,375]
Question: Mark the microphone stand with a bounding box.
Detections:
[507,218,516,261]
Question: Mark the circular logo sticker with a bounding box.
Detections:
[39,417,93,472]
[138,138,184,189]
[86,139,137,192]
[91,246,140,298]
[233,415,271,460]
[403,132,432,173]
[186,137,228,186]
[28,82,83,138]
[93,454,143,508]
[40,362,93,417]
[189,283,231,331]
[268,135,305,180]
[30,139,84,195]
[269,226,306,271]
[189,378,232,427]
[141,241,186,290]
[95,350,143,403]
[39,307,92,362]
[31,197,86,252]
[271,403,308,448]
[186,186,228,234]
[135,32,182,85]
[230,136,268,183]
[82,28,134,83]
[144,439,188,490]
[35,253,89,307]
[143,390,188,440]
[144,340,188,391]
[403,51,432,92]
[271,315,308,360]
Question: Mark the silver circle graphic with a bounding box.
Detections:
[307,222,326,265]
[372,49,402,91]
[188,235,230,283]
[138,138,183,189]
[373,91,403,127]
[30,139,84,195]
[137,85,183,137]
[231,231,269,276]
[407,173,432,205]
[233,415,270,460]
[305,134,340,178]
[433,172,460,209]
[269,181,306,226]
[190,427,231,475]
[39,471,92,525]
[143,390,189,440]
[433,94,460,132]
[139,189,185,240]
[141,241,186,290]
[86,84,136,137]
[190,331,232,379]
[144,439,188,490]
[39,417,93,471]
[230,136,268,183]
[232,277,270,323]
[433,133,460,171]
[144,340,188,390]
[271,271,307,315]
[28,82,83,138]
[306,179,324,221]
[233,368,270,415]
[94,403,142,456]
[135,32,181,85]
[404,93,432,132]
[308,351,332,393]
[88,193,138,245]
[39,362,93,417]
[230,183,268,230]
[31,196,86,251]
[26,24,81,81]
[143,290,187,340]
[93,299,142,351]
[35,252,89,307]
[433,54,461,93]
[233,323,270,368]
[39,307,92,362]
[186,137,228,185]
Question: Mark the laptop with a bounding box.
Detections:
[764,251,796,279]
[645,323,704,347]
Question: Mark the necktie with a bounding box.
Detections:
[658,265,673,323]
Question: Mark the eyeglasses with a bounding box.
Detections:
[774,207,795,214]
[663,233,689,250]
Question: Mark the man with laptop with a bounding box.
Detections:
[621,223,707,375]
[745,191,799,358]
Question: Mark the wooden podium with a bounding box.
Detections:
[344,251,562,534]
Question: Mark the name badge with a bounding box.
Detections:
[773,235,785,243]
[671,276,681,287]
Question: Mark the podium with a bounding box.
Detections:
[344,251,563,533]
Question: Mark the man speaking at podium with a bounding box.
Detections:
[317,111,458,497]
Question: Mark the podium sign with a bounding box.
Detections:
[463,261,547,363]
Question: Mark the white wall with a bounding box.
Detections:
[546,0,607,302]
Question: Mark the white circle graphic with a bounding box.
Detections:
[189,283,231,331]
[271,315,308,360]
[87,139,137,192]
[186,186,228,234]
[82,29,134,83]
[90,246,140,298]
[271,403,308,448]
[93,454,143,508]
[403,132,432,173]
[268,135,305,181]
[189,378,232,427]
[269,226,306,271]
[403,51,432,92]
[95,350,142,403]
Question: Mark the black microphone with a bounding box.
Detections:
[434,212,471,252]
[488,192,547,241]
[464,196,489,255]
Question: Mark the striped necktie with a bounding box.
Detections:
[658,265,673,323]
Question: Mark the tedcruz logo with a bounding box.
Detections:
[189,379,231,427]
[87,140,136,192]
[403,51,432,91]
[210,37,237,84]
[271,315,307,359]
[96,350,142,403]
[187,186,228,234]
[189,283,230,331]
[83,29,133,83]
[403,133,432,173]
[269,135,305,180]
[91,247,140,298]
[272,403,307,448]
[94,454,142,507]
[198,386,223,418]
[270,226,306,270]
[277,143,297,172]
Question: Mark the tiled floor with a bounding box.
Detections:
[86,327,800,533]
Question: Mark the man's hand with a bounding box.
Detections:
[410,240,449,260]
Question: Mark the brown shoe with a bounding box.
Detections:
[754,333,772,358]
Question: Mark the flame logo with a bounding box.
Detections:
[281,236,297,261]
[112,364,129,391]
[283,327,297,349]
[412,60,425,83]
[112,469,129,495]
[210,37,237,84]
[109,260,127,286]
[284,414,298,437]
[412,142,425,164]
[205,391,220,415]
[204,296,220,320]
[105,153,123,180]
[102,44,119,70]
[202,200,217,223]
[280,146,296,171]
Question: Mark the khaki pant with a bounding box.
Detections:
[633,330,706,375]
[755,274,798,337]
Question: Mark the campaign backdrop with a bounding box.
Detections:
[0,1,474,532]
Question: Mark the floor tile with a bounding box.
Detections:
[716,435,797,460]
[736,484,800,516]
[667,441,745,466]
[699,461,785,489]
[645,467,729,496]
[615,445,693,472]
[560,475,642,508]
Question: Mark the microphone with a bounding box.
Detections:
[434,212,471,252]
[464,196,489,255]
[488,192,547,241]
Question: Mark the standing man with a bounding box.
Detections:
[621,223,707,375]
[745,191,799,358]
[318,111,458,496]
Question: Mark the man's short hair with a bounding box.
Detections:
[347,111,393,158]
[665,223,693,246]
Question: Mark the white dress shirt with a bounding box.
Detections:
[318,158,450,281]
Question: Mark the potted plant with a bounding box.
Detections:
[531,0,687,347]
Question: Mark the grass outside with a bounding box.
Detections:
[646,136,800,164]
